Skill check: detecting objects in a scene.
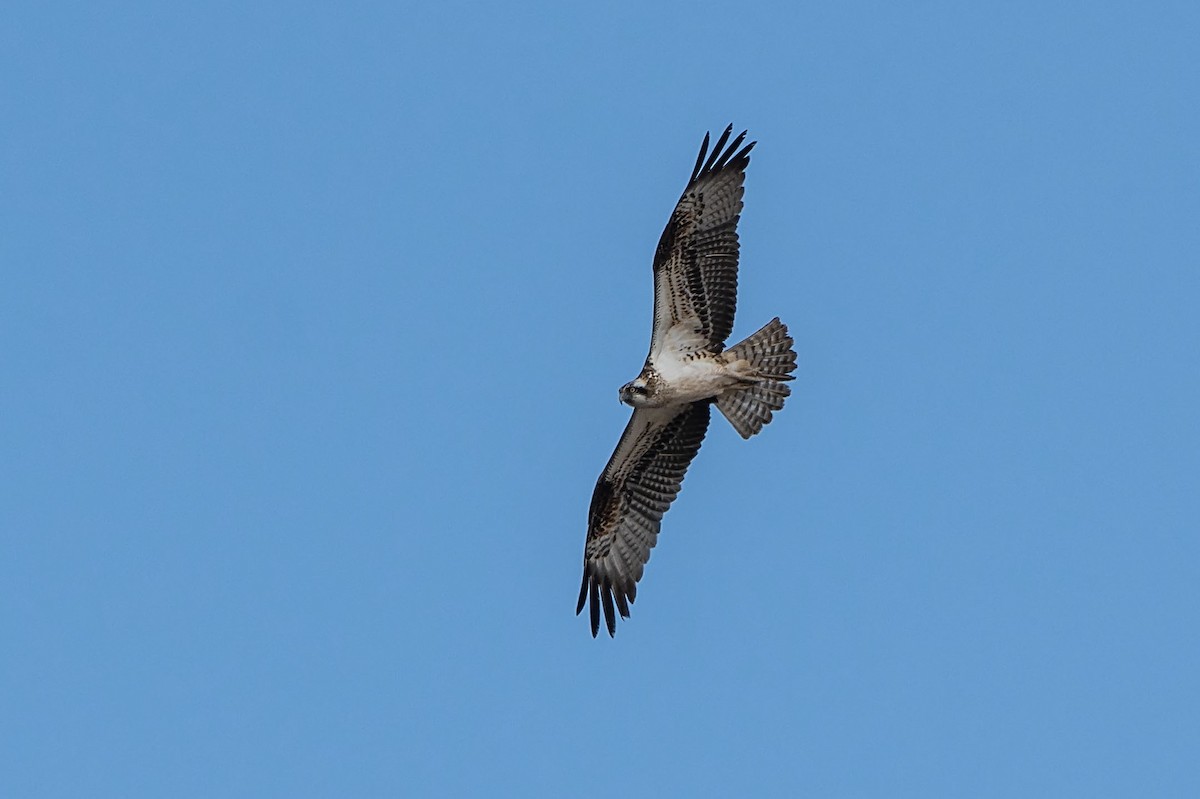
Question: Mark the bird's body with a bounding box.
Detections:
[577,126,798,637]
[622,351,764,408]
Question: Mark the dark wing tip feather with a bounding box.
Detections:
[614,591,631,619]
[701,125,734,174]
[577,569,634,638]
[588,579,601,637]
[689,131,712,183]
[575,572,588,616]
[689,124,755,185]
[601,583,617,637]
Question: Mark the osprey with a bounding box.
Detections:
[577,125,798,637]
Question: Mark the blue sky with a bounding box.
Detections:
[3,1,1198,796]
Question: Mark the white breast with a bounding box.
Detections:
[654,350,737,404]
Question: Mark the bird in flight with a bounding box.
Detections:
[577,125,798,637]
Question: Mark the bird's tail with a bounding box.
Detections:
[715,317,797,439]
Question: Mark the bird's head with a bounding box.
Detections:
[619,377,652,407]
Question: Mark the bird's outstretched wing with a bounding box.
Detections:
[577,402,711,637]
[648,125,755,358]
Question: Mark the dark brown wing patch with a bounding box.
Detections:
[576,402,712,637]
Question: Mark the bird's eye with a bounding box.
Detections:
[631,385,646,393]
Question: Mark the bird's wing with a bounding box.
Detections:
[577,401,711,636]
[648,125,755,358]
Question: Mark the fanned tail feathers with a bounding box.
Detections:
[716,317,797,439]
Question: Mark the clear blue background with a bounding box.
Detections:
[3,2,1197,796]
